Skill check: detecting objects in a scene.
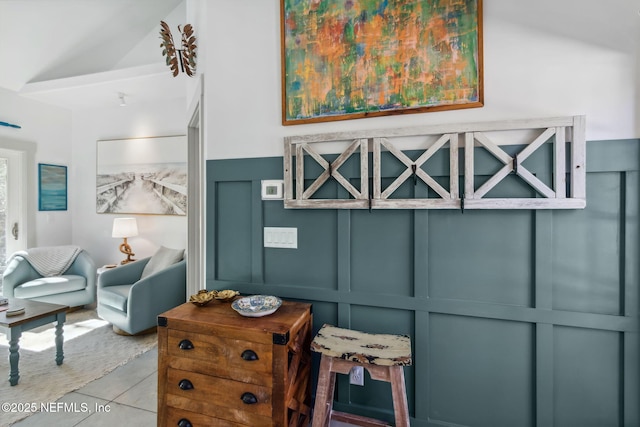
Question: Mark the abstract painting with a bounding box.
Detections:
[38,164,67,211]
[96,136,187,215]
[281,0,483,125]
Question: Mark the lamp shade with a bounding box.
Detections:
[112,218,138,238]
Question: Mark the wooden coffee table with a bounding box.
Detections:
[0,298,68,386]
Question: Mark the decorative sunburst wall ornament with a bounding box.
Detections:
[159,21,197,77]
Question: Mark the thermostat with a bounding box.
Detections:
[261,180,284,200]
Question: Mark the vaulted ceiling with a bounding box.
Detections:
[0,0,187,109]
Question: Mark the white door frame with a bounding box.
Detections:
[0,137,36,257]
[186,75,206,296]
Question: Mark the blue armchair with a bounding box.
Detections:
[97,256,186,335]
[2,249,96,307]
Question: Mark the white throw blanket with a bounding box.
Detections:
[11,245,82,277]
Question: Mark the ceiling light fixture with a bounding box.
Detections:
[118,92,127,107]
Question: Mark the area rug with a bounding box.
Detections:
[0,308,157,425]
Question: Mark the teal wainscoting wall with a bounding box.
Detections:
[206,139,640,427]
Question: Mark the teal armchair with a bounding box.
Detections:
[2,249,96,307]
[97,257,186,335]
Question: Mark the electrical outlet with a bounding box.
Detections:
[349,366,364,386]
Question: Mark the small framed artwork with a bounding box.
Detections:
[38,163,68,211]
[281,0,483,125]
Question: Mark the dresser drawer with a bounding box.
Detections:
[165,406,248,427]
[166,368,272,420]
[166,354,272,387]
[167,329,272,376]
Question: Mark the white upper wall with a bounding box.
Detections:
[0,87,72,247]
[0,86,188,265]
[71,98,188,267]
[199,0,640,160]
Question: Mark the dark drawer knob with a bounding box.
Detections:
[177,419,192,427]
[179,339,194,350]
[178,379,194,390]
[241,349,258,361]
[241,392,258,405]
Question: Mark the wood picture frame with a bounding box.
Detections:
[38,163,67,211]
[281,0,483,125]
[283,116,586,210]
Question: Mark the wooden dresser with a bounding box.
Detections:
[157,299,312,427]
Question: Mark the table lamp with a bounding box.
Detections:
[112,218,138,264]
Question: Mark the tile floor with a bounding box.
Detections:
[12,348,158,427]
[11,346,353,427]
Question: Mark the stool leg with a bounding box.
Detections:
[389,366,410,427]
[312,354,337,427]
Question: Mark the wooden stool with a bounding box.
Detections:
[310,324,412,427]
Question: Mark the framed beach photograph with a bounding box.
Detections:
[280,0,483,125]
[38,163,68,211]
[96,135,187,215]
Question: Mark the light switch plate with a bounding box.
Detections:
[264,227,297,248]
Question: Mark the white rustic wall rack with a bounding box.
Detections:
[283,116,586,210]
